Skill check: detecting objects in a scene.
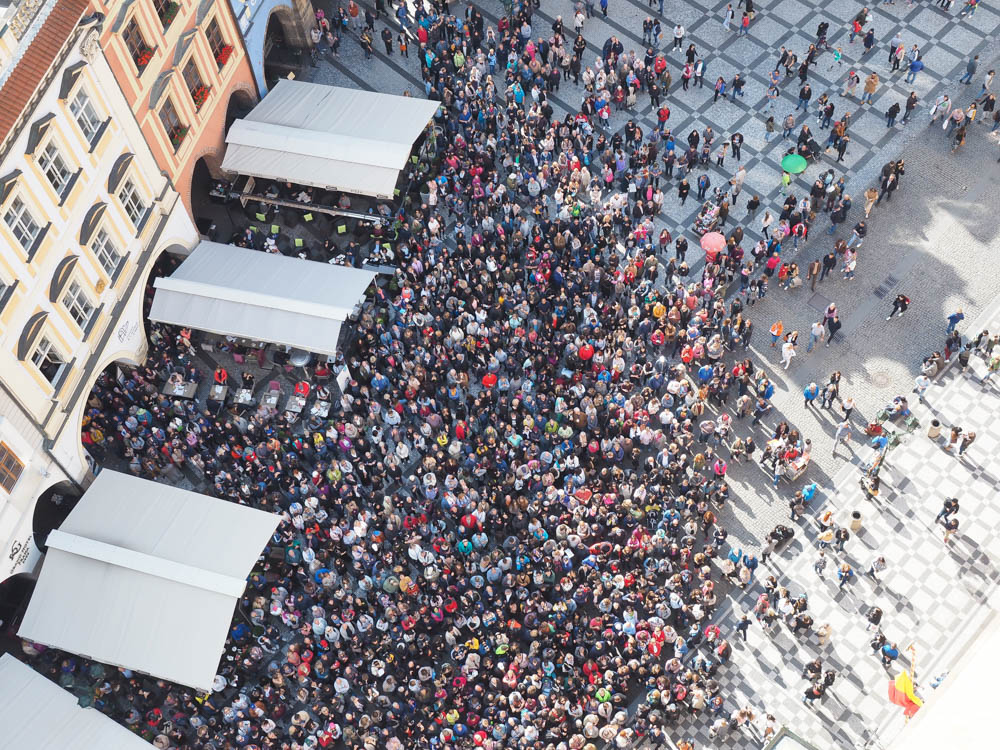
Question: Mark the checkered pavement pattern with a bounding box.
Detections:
[319,0,999,251]
[637,309,1000,749]
[468,0,1000,251]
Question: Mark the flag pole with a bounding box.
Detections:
[906,644,917,722]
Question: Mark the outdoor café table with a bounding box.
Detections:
[208,384,229,402]
[161,381,197,399]
[234,388,254,405]
[310,400,331,418]
[285,395,307,414]
[261,392,280,409]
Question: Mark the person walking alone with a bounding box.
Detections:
[861,72,880,104]
[833,419,852,454]
[826,315,842,346]
[902,91,918,123]
[867,555,887,581]
[887,293,909,319]
[959,54,979,85]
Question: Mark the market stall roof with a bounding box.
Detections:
[222,80,440,199]
[18,471,281,692]
[147,241,376,356]
[0,655,152,750]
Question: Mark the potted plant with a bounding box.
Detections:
[136,47,153,69]
[170,126,189,149]
[215,44,234,67]
[161,1,179,28]
[192,84,211,110]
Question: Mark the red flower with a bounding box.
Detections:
[215,44,234,66]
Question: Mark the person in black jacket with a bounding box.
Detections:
[885,101,900,127]
[887,294,910,319]
[826,315,843,346]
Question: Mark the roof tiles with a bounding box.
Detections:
[0,0,90,145]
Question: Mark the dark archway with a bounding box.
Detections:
[225,88,256,137]
[263,8,305,90]
[190,156,236,240]
[31,481,82,551]
[0,573,37,648]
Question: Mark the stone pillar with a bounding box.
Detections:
[281,0,317,48]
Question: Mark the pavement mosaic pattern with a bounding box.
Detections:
[640,299,1000,749]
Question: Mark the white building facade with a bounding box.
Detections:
[0,2,198,585]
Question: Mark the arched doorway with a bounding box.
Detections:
[189,156,235,241]
[31,481,82,552]
[264,8,305,89]
[225,88,256,136]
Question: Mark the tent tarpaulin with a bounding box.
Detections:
[18,470,281,692]
[147,241,376,356]
[221,80,440,199]
[0,654,152,750]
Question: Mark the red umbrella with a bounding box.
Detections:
[701,232,726,255]
[579,343,595,360]
[482,373,497,388]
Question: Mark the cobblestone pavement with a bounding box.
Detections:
[298,2,1000,745]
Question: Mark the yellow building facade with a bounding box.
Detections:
[0,0,197,584]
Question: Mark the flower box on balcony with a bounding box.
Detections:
[135,47,154,71]
[170,126,189,149]
[192,85,211,111]
[215,44,234,68]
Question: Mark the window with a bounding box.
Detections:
[205,18,232,68]
[90,227,123,276]
[158,97,186,147]
[117,179,146,226]
[154,0,179,28]
[183,59,209,109]
[30,336,66,385]
[62,281,95,329]
[3,196,41,250]
[0,443,23,493]
[38,142,72,195]
[69,88,102,142]
[123,19,152,70]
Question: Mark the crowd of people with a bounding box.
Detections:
[15,0,998,749]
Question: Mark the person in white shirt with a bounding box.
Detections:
[781,340,797,369]
[807,320,826,352]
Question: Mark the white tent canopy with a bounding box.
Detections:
[148,241,376,356]
[18,471,281,692]
[0,654,151,750]
[222,80,440,199]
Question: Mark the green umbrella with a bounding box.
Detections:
[781,154,808,174]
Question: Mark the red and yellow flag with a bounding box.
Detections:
[888,671,922,717]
